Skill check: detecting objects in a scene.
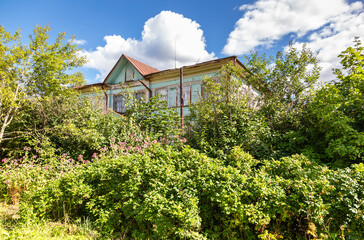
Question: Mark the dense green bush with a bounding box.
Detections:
[1,94,147,160]
[114,85,181,140]
[15,144,363,239]
[1,30,363,240]
[186,63,272,160]
[300,38,364,166]
[242,43,321,161]
[187,38,363,167]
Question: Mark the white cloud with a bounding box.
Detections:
[72,39,87,45]
[223,0,364,82]
[291,9,364,81]
[82,11,215,81]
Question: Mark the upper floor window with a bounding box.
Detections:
[125,66,134,81]
[168,87,177,107]
[183,85,191,106]
[177,85,191,106]
[191,84,201,103]
[155,83,202,108]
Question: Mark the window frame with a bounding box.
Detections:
[154,82,203,108]
[125,65,135,82]
[113,94,125,113]
[135,90,147,102]
[155,87,168,103]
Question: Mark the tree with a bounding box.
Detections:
[303,37,364,165]
[119,86,181,140]
[0,25,85,143]
[243,43,321,158]
[186,63,271,159]
[244,42,321,109]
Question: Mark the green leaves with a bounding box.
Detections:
[245,43,320,107]
[0,25,85,144]
[118,86,181,140]
[186,63,271,159]
[303,38,364,165]
[15,145,362,239]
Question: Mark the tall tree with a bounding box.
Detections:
[243,43,321,158]
[244,43,321,109]
[0,25,86,143]
[186,63,271,159]
[304,37,364,165]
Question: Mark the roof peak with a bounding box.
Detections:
[123,54,159,76]
[103,54,159,84]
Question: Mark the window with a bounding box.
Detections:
[156,88,167,103]
[183,85,191,106]
[177,85,191,106]
[191,84,201,103]
[125,66,134,81]
[168,87,177,107]
[113,95,124,113]
[155,84,200,107]
[135,91,146,101]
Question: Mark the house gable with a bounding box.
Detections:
[104,55,159,85]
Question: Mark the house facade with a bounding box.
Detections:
[77,54,258,118]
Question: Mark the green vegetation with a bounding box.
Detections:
[0,25,85,145]
[0,25,363,239]
[0,209,98,240]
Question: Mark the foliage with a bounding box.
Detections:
[0,202,98,240]
[301,37,364,166]
[0,221,98,240]
[118,86,181,140]
[0,93,147,159]
[244,43,321,159]
[0,146,86,205]
[244,42,320,109]
[186,63,271,159]
[5,143,360,239]
[0,25,86,144]
[1,26,363,240]
[187,44,322,161]
[241,38,363,165]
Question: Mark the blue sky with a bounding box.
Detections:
[1,0,363,83]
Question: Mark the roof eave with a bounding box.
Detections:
[144,56,244,78]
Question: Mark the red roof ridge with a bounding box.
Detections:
[124,55,159,76]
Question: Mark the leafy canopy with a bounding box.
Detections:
[0,25,86,143]
[303,37,364,165]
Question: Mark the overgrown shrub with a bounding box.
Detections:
[186,63,272,160]
[119,86,181,140]
[1,94,147,160]
[16,144,363,239]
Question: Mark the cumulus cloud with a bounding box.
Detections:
[291,7,364,81]
[223,0,358,55]
[72,39,87,45]
[223,0,364,81]
[82,11,215,81]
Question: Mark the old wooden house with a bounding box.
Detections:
[76,54,258,118]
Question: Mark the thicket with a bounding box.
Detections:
[1,143,363,239]
[187,40,363,167]
[0,25,363,239]
[0,95,148,160]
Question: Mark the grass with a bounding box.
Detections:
[0,202,99,240]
